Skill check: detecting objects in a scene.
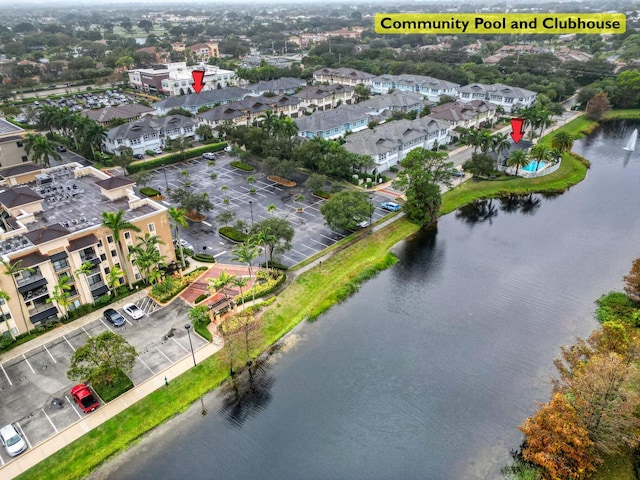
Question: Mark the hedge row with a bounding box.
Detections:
[127,142,227,173]
[230,161,254,171]
[236,271,286,304]
[149,267,207,303]
[218,226,248,243]
[193,253,216,263]
[194,293,208,304]
[140,187,161,197]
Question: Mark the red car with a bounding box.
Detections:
[71,384,100,413]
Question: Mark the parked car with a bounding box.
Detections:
[0,424,27,457]
[356,220,369,229]
[71,384,100,413]
[123,303,144,320]
[224,145,232,152]
[55,145,67,153]
[202,152,216,160]
[175,239,194,252]
[133,153,144,159]
[381,202,401,212]
[104,308,126,327]
[153,147,164,155]
[451,168,465,177]
[48,84,56,88]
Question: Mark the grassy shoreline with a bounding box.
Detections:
[15,115,598,480]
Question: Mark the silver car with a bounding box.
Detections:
[123,303,144,320]
[0,423,27,457]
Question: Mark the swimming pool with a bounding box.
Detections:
[522,161,547,172]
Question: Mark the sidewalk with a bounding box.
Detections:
[1,337,223,479]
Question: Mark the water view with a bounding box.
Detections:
[91,121,640,480]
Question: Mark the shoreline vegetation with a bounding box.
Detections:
[14,113,629,480]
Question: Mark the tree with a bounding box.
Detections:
[188,304,210,332]
[623,258,640,303]
[320,190,374,231]
[586,93,610,121]
[208,270,236,307]
[530,144,552,172]
[231,242,260,303]
[490,132,511,167]
[23,134,61,167]
[507,150,530,176]
[101,210,141,289]
[392,148,454,229]
[353,84,371,102]
[129,234,165,284]
[67,331,137,386]
[47,274,72,320]
[167,207,189,272]
[250,217,295,265]
[74,261,96,303]
[519,392,596,480]
[169,187,214,219]
[551,131,574,153]
[1,259,33,334]
[462,152,494,178]
[196,124,215,142]
[138,19,153,33]
[106,265,125,295]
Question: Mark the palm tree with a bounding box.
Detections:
[74,261,96,304]
[101,210,141,288]
[551,131,574,153]
[232,276,249,309]
[536,107,553,140]
[106,265,125,296]
[231,241,259,303]
[1,259,33,334]
[81,122,108,162]
[463,128,483,153]
[530,144,552,172]
[479,130,493,153]
[520,107,540,142]
[491,132,511,168]
[130,233,166,284]
[167,207,189,272]
[507,149,530,176]
[47,275,72,320]
[23,134,61,167]
[208,270,236,308]
[0,290,14,339]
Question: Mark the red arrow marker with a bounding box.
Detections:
[191,70,205,94]
[510,118,525,143]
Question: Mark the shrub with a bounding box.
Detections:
[145,149,156,156]
[128,142,227,173]
[193,253,216,263]
[139,187,160,197]
[150,267,207,303]
[596,291,639,326]
[230,161,254,171]
[208,160,215,166]
[236,270,286,303]
[210,173,218,179]
[93,368,133,402]
[218,226,248,243]
[195,293,208,304]
[389,165,399,173]
[313,190,330,199]
[261,260,288,271]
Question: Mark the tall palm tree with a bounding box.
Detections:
[0,290,14,339]
[74,261,96,304]
[130,233,165,284]
[208,270,236,307]
[551,131,574,153]
[232,276,249,309]
[479,130,493,153]
[167,207,189,273]
[536,107,553,140]
[231,242,259,293]
[463,128,483,153]
[101,210,141,288]
[23,134,61,167]
[47,275,72,320]
[106,265,125,296]
[1,259,33,334]
[520,106,540,142]
[507,149,530,176]
[491,132,511,168]
[530,144,552,172]
[81,122,108,162]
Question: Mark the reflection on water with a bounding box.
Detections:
[456,195,542,225]
[219,356,275,428]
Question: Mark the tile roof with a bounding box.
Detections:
[81,104,155,123]
[313,67,376,80]
[293,84,353,100]
[371,74,460,90]
[13,251,49,268]
[459,83,536,99]
[0,163,42,178]
[0,186,43,208]
[247,77,306,93]
[24,223,71,245]
[152,87,250,111]
[294,104,372,133]
[68,233,99,252]
[95,176,135,190]
[106,115,197,141]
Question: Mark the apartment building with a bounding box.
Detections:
[295,104,373,139]
[103,115,197,156]
[313,67,376,87]
[0,163,175,337]
[0,119,28,169]
[197,95,300,128]
[370,74,460,102]
[457,83,536,113]
[429,100,496,130]
[152,87,250,115]
[187,42,220,61]
[293,84,354,113]
[343,116,451,172]
[245,77,306,96]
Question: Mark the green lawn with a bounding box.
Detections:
[603,109,640,121]
[591,453,636,480]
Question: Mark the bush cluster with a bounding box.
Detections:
[150,267,207,303]
[218,226,248,243]
[236,270,286,304]
[193,253,216,263]
[128,143,227,173]
[194,293,208,304]
[93,369,134,402]
[229,161,254,171]
[139,187,161,197]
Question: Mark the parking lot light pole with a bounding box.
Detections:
[185,323,196,366]
[163,169,169,191]
[249,200,254,227]
[369,194,373,227]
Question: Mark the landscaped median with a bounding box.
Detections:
[14,116,598,480]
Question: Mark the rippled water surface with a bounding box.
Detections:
[92,122,640,480]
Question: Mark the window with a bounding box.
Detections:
[87,273,102,286]
[135,273,142,280]
[124,232,131,240]
[17,141,23,147]
[104,267,110,274]
[53,258,69,271]
[111,249,117,257]
[22,156,28,162]
[100,253,107,261]
[58,272,71,281]
[148,223,155,232]
[107,235,113,243]
[97,239,103,247]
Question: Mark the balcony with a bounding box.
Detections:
[28,303,58,324]
[80,254,101,267]
[89,281,108,297]
[22,285,48,302]
[16,273,47,294]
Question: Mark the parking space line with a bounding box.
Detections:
[213,250,227,258]
[124,317,133,326]
[82,326,93,338]
[63,335,76,352]
[42,408,59,433]
[99,319,114,333]
[22,354,35,374]
[202,221,212,226]
[0,363,12,386]
[155,346,175,363]
[66,395,82,419]
[171,337,189,354]
[137,356,155,374]
[0,451,4,466]
[43,344,57,364]
[15,422,31,450]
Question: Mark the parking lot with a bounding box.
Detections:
[141,154,393,266]
[0,298,206,466]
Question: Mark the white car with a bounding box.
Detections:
[202,152,216,160]
[177,239,194,251]
[123,303,144,320]
[153,147,164,155]
[0,424,27,457]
